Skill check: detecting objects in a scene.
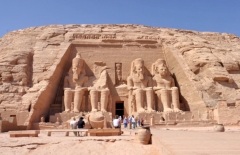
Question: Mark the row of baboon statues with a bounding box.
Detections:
[63,53,181,114]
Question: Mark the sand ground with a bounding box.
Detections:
[0,129,159,155]
[151,126,240,155]
[1,126,240,155]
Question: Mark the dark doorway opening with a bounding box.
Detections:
[115,102,124,118]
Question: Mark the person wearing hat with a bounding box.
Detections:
[77,117,85,136]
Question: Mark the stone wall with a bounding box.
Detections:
[214,99,240,125]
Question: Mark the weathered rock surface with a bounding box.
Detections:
[0,24,239,126]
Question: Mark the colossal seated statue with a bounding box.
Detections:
[88,62,110,112]
[152,59,181,112]
[127,58,154,113]
[63,53,88,113]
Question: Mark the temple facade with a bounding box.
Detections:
[1,24,240,130]
[46,31,187,118]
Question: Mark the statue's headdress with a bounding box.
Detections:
[130,58,144,76]
[152,59,168,75]
[93,61,109,79]
[72,52,86,75]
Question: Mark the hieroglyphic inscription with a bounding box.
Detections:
[137,36,160,40]
[101,34,116,39]
[73,33,116,39]
[73,34,101,39]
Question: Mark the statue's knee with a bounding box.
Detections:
[101,89,109,96]
[135,89,143,93]
[160,88,168,93]
[64,88,72,94]
[90,89,98,94]
[172,87,178,91]
[146,88,153,93]
[75,89,84,95]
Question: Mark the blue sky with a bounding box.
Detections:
[0,0,239,37]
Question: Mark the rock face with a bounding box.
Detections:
[0,24,240,127]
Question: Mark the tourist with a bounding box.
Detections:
[131,115,136,129]
[70,117,77,136]
[128,116,132,122]
[118,115,122,122]
[77,117,85,136]
[123,116,128,129]
[137,118,141,127]
[128,116,132,129]
[141,118,144,126]
[135,117,138,127]
[113,116,121,128]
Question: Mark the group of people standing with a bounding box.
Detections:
[70,115,144,133]
[70,117,85,136]
[113,115,144,129]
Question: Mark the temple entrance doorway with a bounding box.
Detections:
[115,102,124,118]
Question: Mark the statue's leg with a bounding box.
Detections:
[146,88,155,112]
[73,89,85,113]
[90,90,98,112]
[100,89,110,112]
[135,89,145,112]
[155,90,163,112]
[64,89,72,112]
[172,87,181,112]
[161,89,173,112]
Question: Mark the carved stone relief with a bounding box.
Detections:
[115,63,122,86]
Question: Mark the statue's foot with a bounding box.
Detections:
[101,109,107,113]
[173,108,182,112]
[73,110,80,113]
[164,108,173,113]
[138,108,145,113]
[148,108,155,112]
[91,109,98,112]
[64,110,70,113]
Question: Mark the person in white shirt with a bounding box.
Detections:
[113,116,120,128]
[70,117,78,136]
[131,115,136,129]
[118,116,122,121]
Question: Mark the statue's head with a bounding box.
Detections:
[158,65,168,77]
[153,59,169,77]
[131,58,144,80]
[72,53,86,81]
[93,61,108,79]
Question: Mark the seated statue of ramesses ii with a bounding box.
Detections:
[63,53,88,113]
[88,62,110,112]
[152,59,181,112]
[127,58,154,113]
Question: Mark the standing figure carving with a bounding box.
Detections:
[127,58,154,113]
[152,59,181,112]
[88,62,110,112]
[115,63,122,85]
[63,53,88,113]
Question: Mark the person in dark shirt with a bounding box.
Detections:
[77,117,85,136]
[141,118,144,126]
